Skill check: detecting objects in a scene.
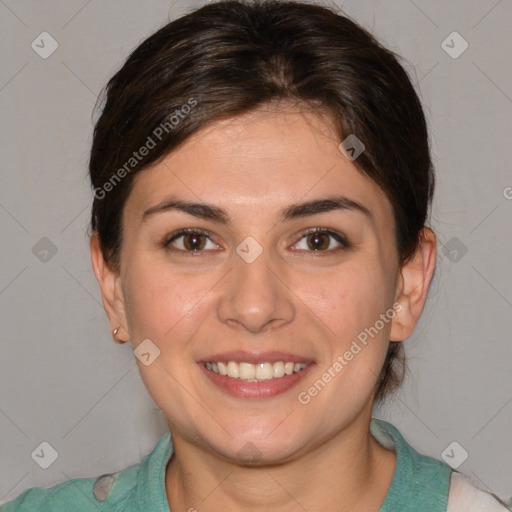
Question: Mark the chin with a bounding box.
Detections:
[206,423,309,465]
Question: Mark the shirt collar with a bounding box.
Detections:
[134,418,451,511]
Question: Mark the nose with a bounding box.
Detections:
[217,248,295,334]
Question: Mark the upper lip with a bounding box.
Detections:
[197,350,313,365]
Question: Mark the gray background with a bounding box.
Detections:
[1,0,511,505]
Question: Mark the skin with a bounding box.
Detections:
[91,102,437,512]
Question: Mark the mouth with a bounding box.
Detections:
[203,360,308,381]
[198,352,314,399]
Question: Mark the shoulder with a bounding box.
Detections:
[0,464,140,511]
[1,477,97,511]
[371,419,511,511]
[447,471,512,512]
[1,431,173,512]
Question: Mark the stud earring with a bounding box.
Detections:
[112,327,128,344]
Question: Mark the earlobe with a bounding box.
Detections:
[390,227,437,342]
[90,234,129,343]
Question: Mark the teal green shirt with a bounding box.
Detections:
[0,419,469,511]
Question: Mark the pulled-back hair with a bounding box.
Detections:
[89,0,434,402]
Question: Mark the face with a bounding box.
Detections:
[99,104,408,463]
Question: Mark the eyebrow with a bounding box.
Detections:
[142,195,373,224]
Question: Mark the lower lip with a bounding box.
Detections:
[199,363,315,399]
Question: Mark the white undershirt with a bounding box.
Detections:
[447,471,510,511]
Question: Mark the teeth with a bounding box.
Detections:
[205,360,307,381]
[217,362,227,375]
[273,361,285,378]
[255,362,273,381]
[227,361,239,378]
[239,362,256,380]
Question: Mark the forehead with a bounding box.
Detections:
[125,104,394,225]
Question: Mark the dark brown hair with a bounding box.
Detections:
[89,0,434,402]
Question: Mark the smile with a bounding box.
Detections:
[204,361,308,381]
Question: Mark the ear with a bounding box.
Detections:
[90,234,129,343]
[390,227,437,342]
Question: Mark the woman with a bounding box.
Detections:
[2,0,510,510]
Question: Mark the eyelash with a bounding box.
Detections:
[163,227,350,256]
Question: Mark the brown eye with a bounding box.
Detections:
[182,233,206,251]
[165,229,219,253]
[306,232,330,251]
[292,229,349,253]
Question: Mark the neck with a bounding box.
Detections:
[165,412,396,512]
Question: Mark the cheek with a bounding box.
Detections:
[292,262,391,343]
[121,261,212,417]
[122,259,213,343]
